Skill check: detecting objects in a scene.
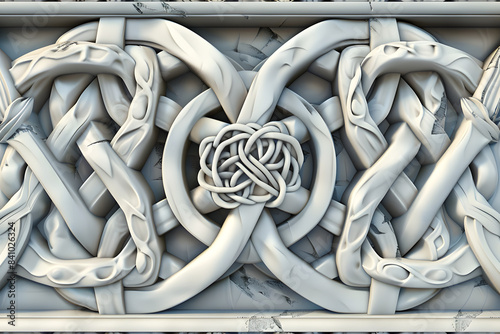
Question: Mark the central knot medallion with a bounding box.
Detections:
[198,122,304,209]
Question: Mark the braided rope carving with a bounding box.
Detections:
[0,17,500,316]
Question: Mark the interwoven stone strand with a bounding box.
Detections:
[198,122,304,209]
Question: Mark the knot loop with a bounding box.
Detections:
[198,122,304,209]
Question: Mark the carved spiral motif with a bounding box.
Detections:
[0,16,500,318]
[198,122,304,208]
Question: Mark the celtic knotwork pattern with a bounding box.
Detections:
[1,15,500,319]
[198,122,303,208]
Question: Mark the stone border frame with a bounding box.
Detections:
[1,2,500,332]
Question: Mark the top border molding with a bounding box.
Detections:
[1,2,500,27]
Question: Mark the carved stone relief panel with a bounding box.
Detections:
[1,9,500,330]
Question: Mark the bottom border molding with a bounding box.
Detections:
[1,310,500,332]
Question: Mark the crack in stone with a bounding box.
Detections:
[453,310,482,332]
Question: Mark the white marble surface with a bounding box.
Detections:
[1,2,500,332]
